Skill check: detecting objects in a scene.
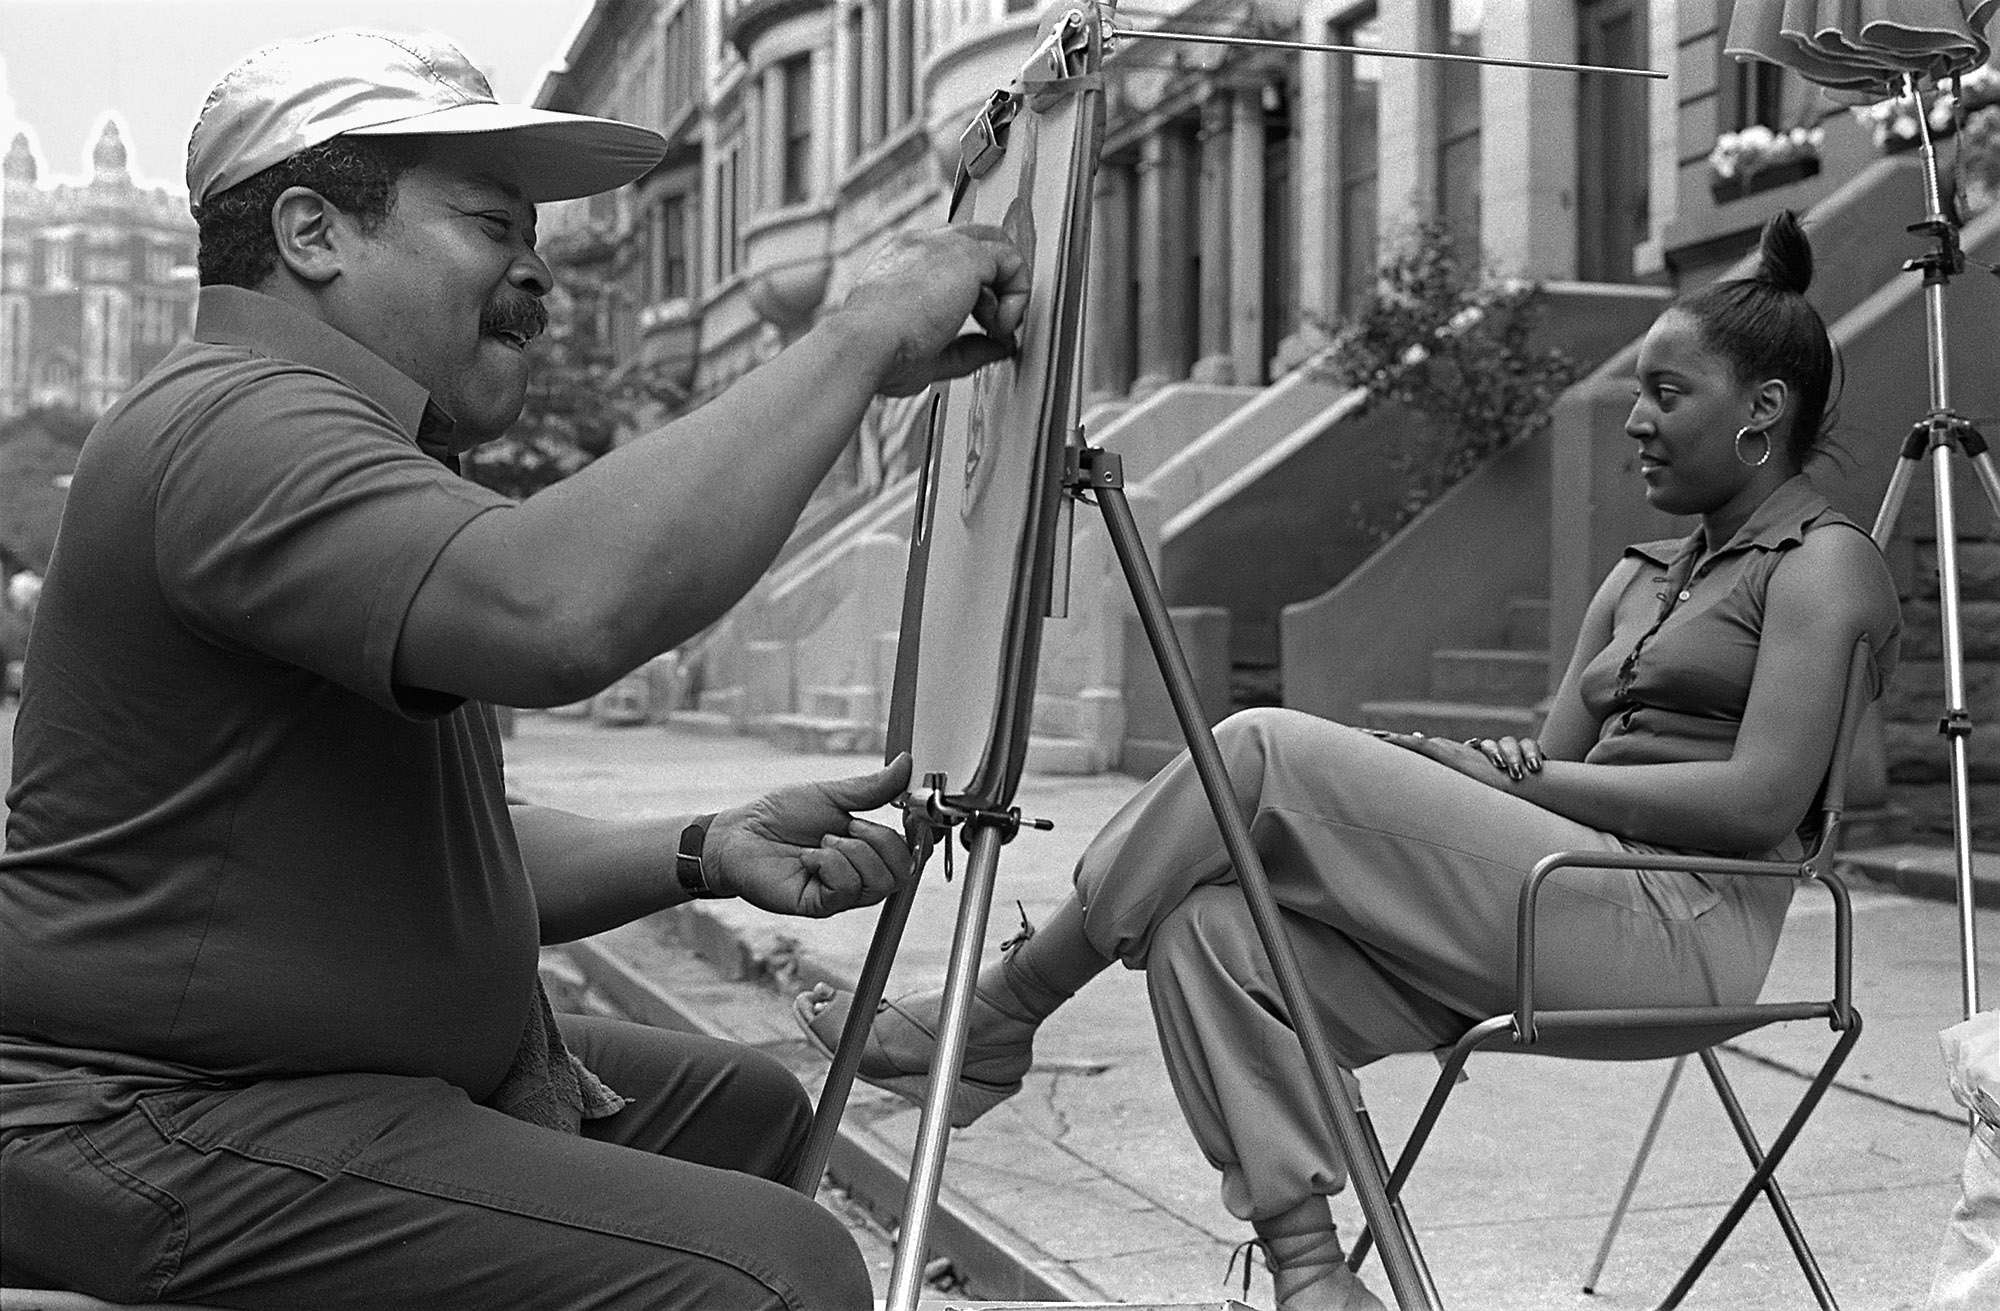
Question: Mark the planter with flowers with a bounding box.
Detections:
[1851,65,2000,217]
[1708,124,1826,203]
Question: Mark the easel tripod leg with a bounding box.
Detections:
[882,820,1008,1311]
[1083,450,1440,1310]
[793,881,922,1194]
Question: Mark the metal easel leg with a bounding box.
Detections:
[882,819,1010,1311]
[1075,444,1441,1310]
[792,880,922,1194]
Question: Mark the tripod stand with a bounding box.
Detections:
[1866,72,1991,1024]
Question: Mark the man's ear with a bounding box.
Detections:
[270,186,343,285]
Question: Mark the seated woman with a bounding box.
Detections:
[799,210,1902,1310]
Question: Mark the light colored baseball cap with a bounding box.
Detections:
[187,30,667,207]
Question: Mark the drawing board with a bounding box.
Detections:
[884,7,1105,818]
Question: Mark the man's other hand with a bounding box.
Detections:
[833,226,1031,397]
[705,755,916,917]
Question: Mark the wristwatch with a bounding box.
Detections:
[676,814,726,898]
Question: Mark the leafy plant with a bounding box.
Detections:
[1308,221,1577,545]
[463,224,687,501]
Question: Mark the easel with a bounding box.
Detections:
[787,7,1664,1309]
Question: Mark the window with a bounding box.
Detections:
[714,149,741,280]
[1434,0,1482,258]
[1731,58,1786,132]
[844,0,915,162]
[43,240,72,289]
[1334,8,1381,312]
[781,56,814,204]
[661,195,689,300]
[663,3,701,129]
[145,247,174,283]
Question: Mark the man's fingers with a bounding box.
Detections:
[812,754,913,814]
[846,815,915,885]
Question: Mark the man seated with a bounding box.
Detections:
[0,29,1028,1311]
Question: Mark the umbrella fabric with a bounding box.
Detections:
[1727,0,2000,93]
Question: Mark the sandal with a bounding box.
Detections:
[793,982,1032,1128]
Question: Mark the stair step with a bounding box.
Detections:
[665,709,740,737]
[1430,648,1550,706]
[1026,734,1114,775]
[1505,598,1550,651]
[762,713,878,755]
[801,683,878,722]
[1359,699,1541,740]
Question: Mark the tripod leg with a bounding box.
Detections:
[1086,456,1440,1310]
[1926,440,1986,1019]
[882,821,1007,1311]
[1580,1054,1686,1293]
[791,880,921,1194]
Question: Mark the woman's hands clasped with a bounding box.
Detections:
[1371,729,1545,785]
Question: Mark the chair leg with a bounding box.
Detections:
[1348,1020,1507,1274]
[1581,1054,1688,1293]
[1656,1016,1864,1311]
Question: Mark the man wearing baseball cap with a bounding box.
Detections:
[0,30,1027,1310]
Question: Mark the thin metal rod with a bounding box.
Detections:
[1092,458,1439,1310]
[792,879,921,1194]
[1581,1055,1687,1293]
[1108,25,1665,79]
[1655,1038,1857,1310]
[883,821,1007,1311]
[1908,71,1984,1020]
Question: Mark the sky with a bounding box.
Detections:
[1,0,599,195]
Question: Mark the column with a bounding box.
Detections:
[1135,129,1195,389]
[1375,0,1432,223]
[1086,161,1136,400]
[1229,86,1267,386]
[1480,0,1576,278]
[1294,0,1339,321]
[1196,96,1233,373]
[861,0,885,149]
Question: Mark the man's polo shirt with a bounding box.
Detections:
[0,286,535,1130]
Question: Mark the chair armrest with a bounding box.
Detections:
[1513,848,1853,1043]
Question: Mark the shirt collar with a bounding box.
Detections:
[194,285,456,448]
[1625,475,1831,570]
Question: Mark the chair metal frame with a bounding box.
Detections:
[1349,639,1877,1310]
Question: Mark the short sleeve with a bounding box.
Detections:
[155,366,511,715]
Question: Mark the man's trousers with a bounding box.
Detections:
[1,1014,871,1309]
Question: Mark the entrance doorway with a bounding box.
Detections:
[1576,0,1650,281]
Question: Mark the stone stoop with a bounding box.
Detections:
[760,684,883,755]
[1358,598,1551,741]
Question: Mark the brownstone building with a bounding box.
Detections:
[0,119,199,419]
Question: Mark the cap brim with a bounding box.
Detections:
[343,102,666,202]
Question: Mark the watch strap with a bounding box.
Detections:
[676,814,724,898]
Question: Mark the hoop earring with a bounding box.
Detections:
[1734,426,1772,468]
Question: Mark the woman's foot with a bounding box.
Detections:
[794,977,1038,1128]
[1254,1200,1387,1311]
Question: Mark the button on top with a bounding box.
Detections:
[1678,589,1691,601]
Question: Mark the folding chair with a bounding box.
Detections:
[1349,637,1879,1311]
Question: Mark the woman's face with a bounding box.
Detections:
[1625,308,1779,520]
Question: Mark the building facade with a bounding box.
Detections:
[0,120,198,420]
[534,0,1893,445]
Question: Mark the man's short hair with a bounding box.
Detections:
[194,136,422,290]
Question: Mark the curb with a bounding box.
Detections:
[555,933,1106,1306]
[1837,843,2000,910]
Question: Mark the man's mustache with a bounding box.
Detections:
[481,295,550,344]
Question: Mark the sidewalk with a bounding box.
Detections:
[508,712,1998,1311]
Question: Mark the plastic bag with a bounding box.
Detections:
[1927,1010,2000,1310]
